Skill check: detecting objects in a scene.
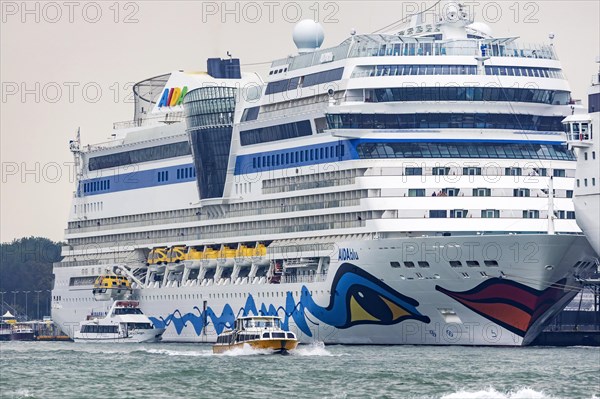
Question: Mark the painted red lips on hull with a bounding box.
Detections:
[435,278,570,337]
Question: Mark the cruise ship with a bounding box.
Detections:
[52,2,599,346]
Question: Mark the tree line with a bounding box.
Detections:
[0,237,62,320]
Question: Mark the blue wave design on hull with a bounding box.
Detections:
[148,263,430,336]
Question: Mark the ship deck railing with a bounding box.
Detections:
[273,35,557,72]
[112,111,184,130]
[147,272,328,289]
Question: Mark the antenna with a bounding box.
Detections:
[547,176,555,235]
[70,127,84,195]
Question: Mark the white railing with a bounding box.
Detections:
[112,111,184,130]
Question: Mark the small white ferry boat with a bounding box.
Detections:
[74,300,165,343]
[213,316,298,354]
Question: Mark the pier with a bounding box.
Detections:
[533,276,600,346]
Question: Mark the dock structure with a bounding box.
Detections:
[534,276,600,346]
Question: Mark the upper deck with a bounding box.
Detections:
[270,34,556,75]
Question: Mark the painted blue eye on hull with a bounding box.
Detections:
[149,263,429,337]
[302,263,430,328]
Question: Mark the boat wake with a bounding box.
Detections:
[441,387,562,399]
[217,343,275,356]
[291,341,336,357]
[138,347,213,357]
[12,389,34,399]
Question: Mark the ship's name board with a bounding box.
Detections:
[339,248,359,261]
[158,86,189,108]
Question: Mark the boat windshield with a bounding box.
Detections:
[113,308,143,315]
[245,318,281,328]
[126,322,153,330]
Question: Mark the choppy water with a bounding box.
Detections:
[0,342,598,399]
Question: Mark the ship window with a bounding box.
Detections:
[513,188,530,197]
[449,261,462,267]
[450,209,467,218]
[553,169,566,177]
[408,189,425,197]
[240,120,312,146]
[302,67,344,87]
[444,188,460,197]
[429,210,447,218]
[505,167,522,176]
[522,209,540,219]
[403,261,415,268]
[390,261,401,268]
[466,260,480,267]
[89,142,191,171]
[432,167,450,175]
[265,79,290,95]
[405,167,422,175]
[484,260,499,267]
[418,261,430,268]
[463,167,482,176]
[481,209,500,218]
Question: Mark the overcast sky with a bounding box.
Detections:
[1,0,599,243]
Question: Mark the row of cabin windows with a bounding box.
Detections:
[355,65,561,79]
[269,67,288,75]
[81,325,118,334]
[264,67,344,95]
[88,142,191,171]
[408,188,573,198]
[157,171,169,182]
[365,87,570,106]
[327,113,565,132]
[353,142,574,161]
[176,167,196,180]
[427,209,571,219]
[485,66,563,79]
[405,167,567,177]
[577,178,597,187]
[240,120,312,146]
[252,144,345,169]
[83,179,110,193]
[583,151,597,161]
[141,290,329,302]
[391,260,499,268]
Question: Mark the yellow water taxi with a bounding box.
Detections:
[213,316,298,354]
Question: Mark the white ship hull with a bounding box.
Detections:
[53,234,597,346]
[74,329,164,343]
[574,195,600,256]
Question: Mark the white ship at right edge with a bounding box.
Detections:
[52,1,600,346]
[564,57,600,257]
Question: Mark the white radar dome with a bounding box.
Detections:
[293,20,324,54]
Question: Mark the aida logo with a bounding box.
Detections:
[338,248,359,261]
[158,86,188,108]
